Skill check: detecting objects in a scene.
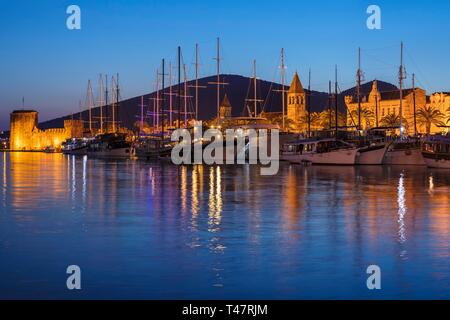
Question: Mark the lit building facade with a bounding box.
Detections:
[10,110,83,151]
[344,80,432,134]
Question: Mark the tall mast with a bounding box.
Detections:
[111,75,115,133]
[253,59,257,117]
[178,46,181,129]
[87,79,93,133]
[189,43,207,122]
[195,43,199,121]
[399,42,405,137]
[375,94,379,128]
[105,75,109,132]
[307,68,311,137]
[140,95,144,136]
[99,74,103,133]
[281,48,285,130]
[153,71,156,131]
[116,73,120,132]
[156,69,159,131]
[161,59,165,139]
[412,73,417,136]
[357,47,362,131]
[208,37,227,121]
[217,37,220,119]
[335,65,338,139]
[183,63,187,127]
[328,81,332,130]
[169,62,173,127]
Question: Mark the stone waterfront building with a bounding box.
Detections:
[344,80,428,134]
[10,110,83,151]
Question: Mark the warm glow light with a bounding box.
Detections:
[397,172,407,244]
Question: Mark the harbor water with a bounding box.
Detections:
[0,152,449,299]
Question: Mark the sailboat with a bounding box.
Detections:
[87,74,133,159]
[281,66,359,165]
[382,42,425,166]
[422,134,450,169]
[345,48,389,165]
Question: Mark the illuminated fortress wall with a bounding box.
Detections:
[10,110,83,151]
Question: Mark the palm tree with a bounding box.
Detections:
[416,106,445,134]
[446,106,450,124]
[380,113,408,135]
[319,110,346,129]
[264,112,296,131]
[348,108,375,129]
[300,112,323,131]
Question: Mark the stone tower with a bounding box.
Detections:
[10,110,38,150]
[368,80,381,104]
[219,94,232,119]
[287,72,306,125]
[64,119,84,138]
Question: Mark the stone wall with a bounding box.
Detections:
[10,110,84,151]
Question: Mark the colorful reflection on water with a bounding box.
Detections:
[0,152,449,299]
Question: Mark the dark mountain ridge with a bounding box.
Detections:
[39,74,397,130]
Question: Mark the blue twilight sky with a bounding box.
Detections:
[1,0,450,130]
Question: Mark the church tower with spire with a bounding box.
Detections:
[219,94,232,119]
[287,72,306,125]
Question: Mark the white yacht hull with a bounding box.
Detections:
[423,152,450,169]
[282,148,358,165]
[383,148,425,166]
[356,143,389,165]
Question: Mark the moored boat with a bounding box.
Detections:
[357,142,390,165]
[87,133,132,159]
[422,135,450,169]
[383,139,426,166]
[133,135,173,160]
[281,138,358,165]
[62,138,90,155]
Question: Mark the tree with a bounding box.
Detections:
[299,112,322,131]
[348,108,375,129]
[380,113,408,135]
[416,106,445,134]
[264,112,296,131]
[447,107,450,124]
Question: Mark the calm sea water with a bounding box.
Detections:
[0,152,449,299]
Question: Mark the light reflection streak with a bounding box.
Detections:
[181,166,187,214]
[191,166,199,223]
[397,172,407,244]
[428,174,434,195]
[2,152,6,206]
[71,156,76,203]
[82,155,87,208]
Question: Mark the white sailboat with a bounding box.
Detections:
[382,42,425,166]
[422,135,450,169]
[281,138,358,165]
[351,48,390,165]
[356,141,389,165]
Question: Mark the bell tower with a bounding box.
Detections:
[219,94,232,119]
[287,72,306,125]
